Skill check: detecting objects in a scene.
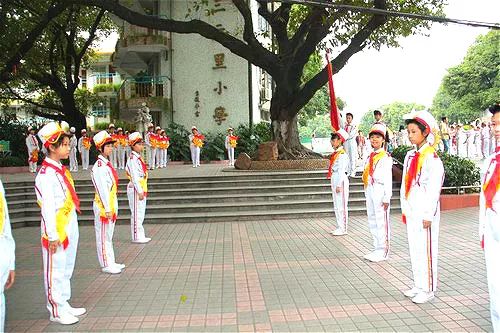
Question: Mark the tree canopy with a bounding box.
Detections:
[358,101,426,134]
[431,30,499,124]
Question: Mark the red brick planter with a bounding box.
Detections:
[440,193,479,211]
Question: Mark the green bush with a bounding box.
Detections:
[0,115,41,162]
[234,123,271,159]
[0,156,26,167]
[201,132,226,161]
[391,145,413,165]
[164,122,190,161]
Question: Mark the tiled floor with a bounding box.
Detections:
[4,207,492,332]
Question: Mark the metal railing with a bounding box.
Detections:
[119,76,171,99]
[89,73,121,86]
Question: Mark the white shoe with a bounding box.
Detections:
[113,263,126,270]
[102,266,122,274]
[363,252,377,261]
[370,254,388,263]
[192,165,196,168]
[403,286,422,298]
[330,229,347,236]
[412,291,435,304]
[68,306,87,317]
[50,313,79,325]
[132,237,151,244]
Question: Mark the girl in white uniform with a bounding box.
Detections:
[189,126,204,168]
[327,129,350,236]
[91,131,125,275]
[77,129,91,170]
[400,110,444,304]
[0,180,15,332]
[69,127,78,172]
[479,104,500,332]
[126,132,151,243]
[35,121,86,325]
[225,128,238,166]
[25,127,39,173]
[362,123,393,262]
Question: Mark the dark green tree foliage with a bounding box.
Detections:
[432,30,499,124]
[358,102,426,134]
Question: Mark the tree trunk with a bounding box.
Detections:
[61,93,87,131]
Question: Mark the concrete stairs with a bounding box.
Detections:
[4,170,401,227]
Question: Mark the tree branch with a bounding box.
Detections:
[0,82,63,112]
[255,1,291,52]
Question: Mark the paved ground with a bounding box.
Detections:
[4,207,492,332]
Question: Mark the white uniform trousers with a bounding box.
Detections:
[155,149,162,169]
[406,213,439,293]
[127,186,147,241]
[162,149,168,167]
[117,146,125,170]
[227,147,235,166]
[149,148,157,169]
[110,149,118,169]
[0,245,14,331]
[190,147,200,167]
[41,218,79,319]
[93,205,116,268]
[344,140,357,176]
[331,176,349,233]
[69,148,78,172]
[365,183,391,258]
[482,140,490,160]
[28,157,37,173]
[484,214,500,332]
[81,150,89,170]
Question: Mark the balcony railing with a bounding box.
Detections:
[90,73,121,86]
[120,76,171,100]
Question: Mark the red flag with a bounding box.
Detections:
[325,51,340,131]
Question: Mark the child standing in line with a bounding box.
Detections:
[225,128,238,166]
[144,124,155,170]
[69,127,78,172]
[160,129,169,168]
[91,131,125,275]
[400,110,444,304]
[479,104,500,332]
[0,179,15,332]
[77,129,91,170]
[154,126,162,169]
[116,127,126,170]
[327,129,350,236]
[362,123,393,262]
[26,126,39,173]
[35,121,86,325]
[189,126,204,168]
[126,132,151,243]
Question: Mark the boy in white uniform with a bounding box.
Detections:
[35,121,86,325]
[108,124,117,168]
[116,128,126,170]
[91,131,125,274]
[343,113,358,177]
[77,129,91,170]
[126,132,151,243]
[68,127,78,172]
[400,110,444,304]
[327,129,350,236]
[26,126,39,173]
[479,104,500,332]
[225,128,237,166]
[0,180,15,332]
[362,123,393,262]
[189,126,203,168]
[144,124,154,170]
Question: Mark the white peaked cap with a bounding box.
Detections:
[128,132,143,145]
[70,127,76,133]
[335,128,349,143]
[38,121,69,148]
[369,123,387,137]
[403,110,439,145]
[93,130,114,149]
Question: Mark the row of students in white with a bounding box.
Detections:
[187,126,238,167]
[144,124,170,170]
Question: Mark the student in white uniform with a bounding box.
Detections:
[91,131,125,275]
[144,124,154,170]
[0,180,15,332]
[327,128,350,236]
[490,123,496,156]
[343,113,358,177]
[126,132,151,243]
[68,127,78,172]
[154,127,162,169]
[481,122,491,159]
[362,123,393,262]
[400,110,444,304]
[160,130,169,168]
[35,121,86,325]
[189,126,204,168]
[225,128,238,166]
[26,126,40,173]
[108,124,117,169]
[77,129,91,170]
[479,104,500,333]
[116,127,126,170]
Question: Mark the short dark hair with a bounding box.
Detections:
[405,119,427,134]
[368,132,384,139]
[330,132,341,141]
[346,112,353,118]
[373,110,382,115]
[489,103,500,114]
[441,116,447,121]
[99,141,115,152]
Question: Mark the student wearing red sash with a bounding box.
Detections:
[400,110,444,304]
[35,121,86,325]
[126,132,151,243]
[327,128,350,236]
[362,123,393,262]
[91,131,125,275]
[0,179,15,331]
[480,104,500,332]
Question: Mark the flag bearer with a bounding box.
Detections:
[400,110,444,304]
[126,132,151,243]
[0,179,15,332]
[480,104,500,332]
[69,127,78,172]
[77,129,91,170]
[26,126,39,173]
[225,128,238,166]
[362,123,393,262]
[35,121,86,325]
[327,128,350,236]
[91,131,125,275]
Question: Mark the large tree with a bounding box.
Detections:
[2,0,445,158]
[431,30,499,124]
[0,2,113,130]
[358,101,426,134]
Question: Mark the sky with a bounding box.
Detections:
[99,0,499,121]
[333,0,499,120]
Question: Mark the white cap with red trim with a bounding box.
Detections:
[403,110,439,145]
[38,121,70,148]
[334,128,349,143]
[93,130,115,149]
[369,123,387,137]
[128,132,143,146]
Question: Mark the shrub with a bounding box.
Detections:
[0,156,26,167]
[391,145,413,165]
[0,115,40,162]
[164,122,190,161]
[234,123,271,159]
[201,132,226,161]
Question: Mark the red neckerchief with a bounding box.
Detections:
[41,159,81,213]
[134,152,148,174]
[327,148,344,179]
[483,146,500,211]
